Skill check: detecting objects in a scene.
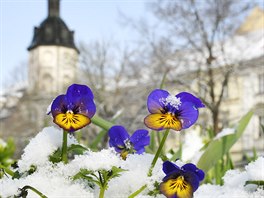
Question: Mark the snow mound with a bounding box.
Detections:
[195,157,264,198]
[1,127,263,197]
[18,127,78,172]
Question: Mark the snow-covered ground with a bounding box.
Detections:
[0,126,263,197]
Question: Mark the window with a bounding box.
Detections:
[259,116,264,138]
[259,74,264,94]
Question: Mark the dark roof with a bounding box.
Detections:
[28,0,79,52]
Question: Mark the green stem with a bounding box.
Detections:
[148,129,170,176]
[128,184,147,198]
[61,130,68,164]
[22,185,47,198]
[0,163,15,177]
[99,186,105,198]
[91,115,114,131]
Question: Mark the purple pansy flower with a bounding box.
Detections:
[108,125,150,160]
[144,89,205,131]
[160,161,205,198]
[50,84,96,132]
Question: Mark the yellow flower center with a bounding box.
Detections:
[160,175,193,198]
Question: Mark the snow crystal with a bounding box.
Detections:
[18,127,77,172]
[107,153,164,196]
[1,126,264,197]
[160,95,182,109]
[46,100,53,115]
[0,164,94,198]
[223,169,249,188]
[62,148,122,176]
[214,128,235,140]
[196,157,264,198]
[245,157,264,181]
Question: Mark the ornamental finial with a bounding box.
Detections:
[48,0,60,17]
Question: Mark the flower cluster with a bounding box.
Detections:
[48,84,205,197]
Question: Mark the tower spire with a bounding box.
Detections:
[48,0,60,17]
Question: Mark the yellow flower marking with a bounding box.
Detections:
[160,176,193,198]
[54,111,90,131]
[144,113,182,131]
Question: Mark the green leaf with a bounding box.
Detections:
[89,129,107,150]
[68,144,88,155]
[245,180,264,187]
[197,111,253,172]
[108,166,126,180]
[49,148,62,163]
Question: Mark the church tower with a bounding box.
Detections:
[28,0,79,95]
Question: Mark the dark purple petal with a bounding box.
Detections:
[66,84,94,100]
[176,92,205,108]
[182,163,197,172]
[182,163,205,183]
[66,84,96,118]
[135,147,145,154]
[108,126,130,152]
[183,171,200,192]
[196,169,205,181]
[130,129,150,154]
[162,161,180,175]
[177,102,199,129]
[147,89,169,113]
[73,97,96,118]
[162,170,182,182]
[51,95,68,117]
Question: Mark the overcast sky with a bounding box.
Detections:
[0,0,155,92]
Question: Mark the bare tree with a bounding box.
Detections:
[144,0,256,134]
[78,39,141,120]
[3,61,28,89]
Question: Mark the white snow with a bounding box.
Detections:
[195,157,264,198]
[245,157,264,181]
[0,127,263,197]
[214,128,235,140]
[17,126,78,172]
[160,95,182,109]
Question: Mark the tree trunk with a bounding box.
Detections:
[212,109,219,135]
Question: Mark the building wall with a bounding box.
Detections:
[28,46,78,95]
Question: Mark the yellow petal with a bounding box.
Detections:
[144,113,182,131]
[54,113,91,131]
[160,176,193,198]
